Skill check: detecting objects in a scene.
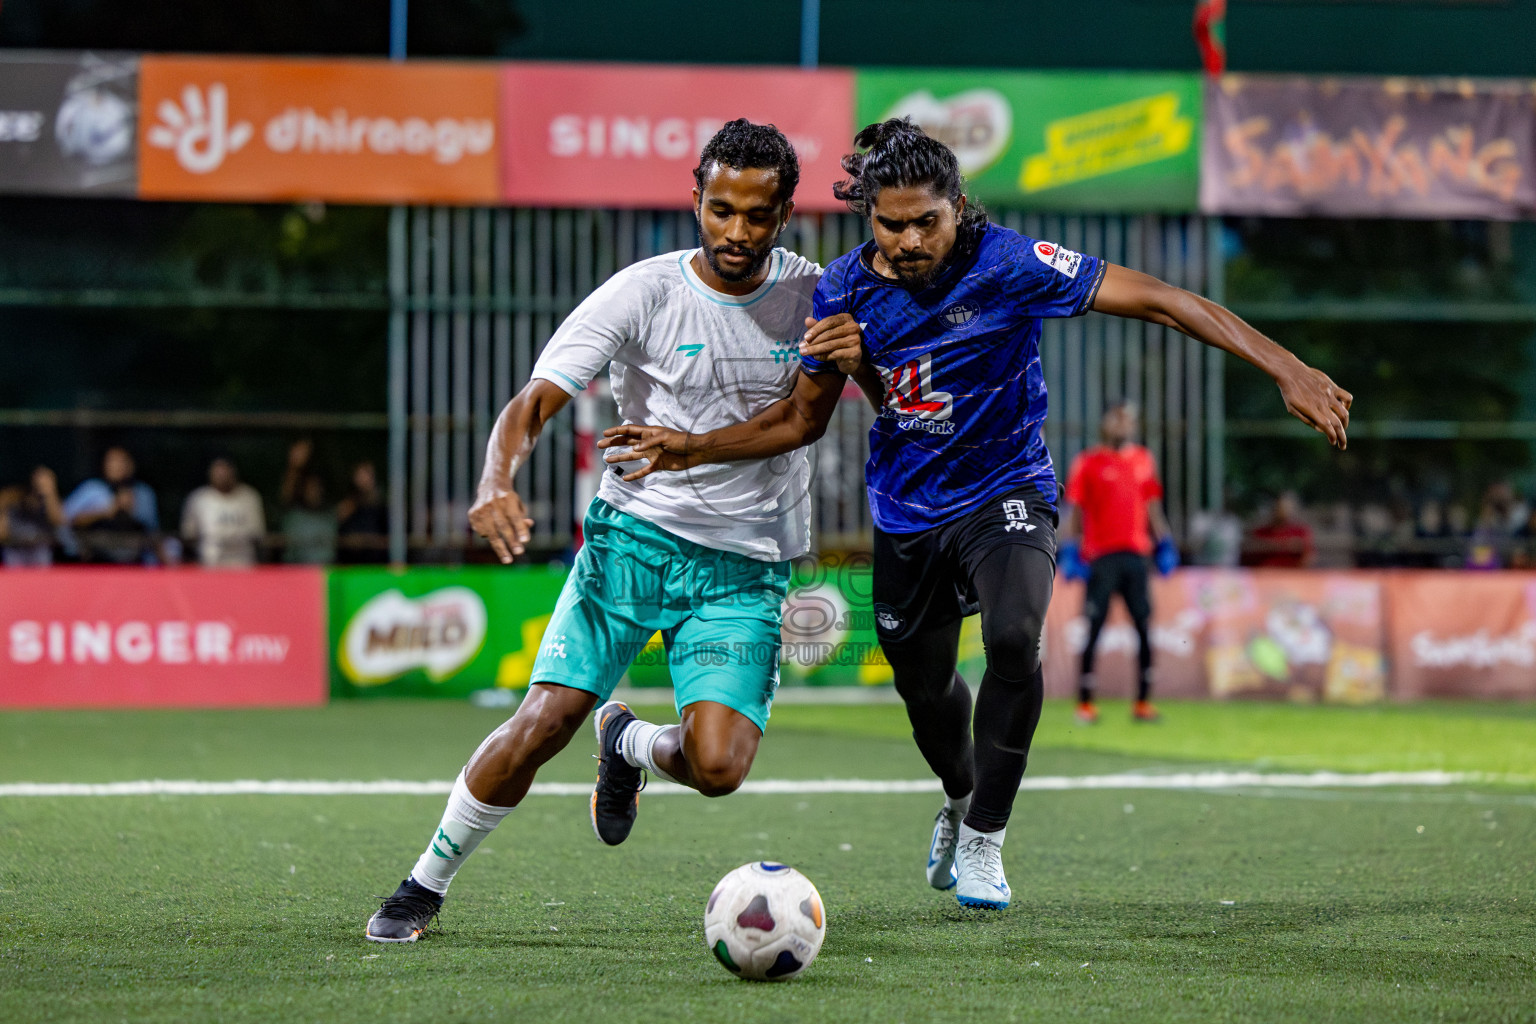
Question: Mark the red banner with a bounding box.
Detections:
[500,62,855,212]
[0,568,327,708]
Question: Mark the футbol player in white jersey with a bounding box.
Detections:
[365,120,860,942]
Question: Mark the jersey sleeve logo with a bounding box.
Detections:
[878,354,954,424]
[1034,240,1082,279]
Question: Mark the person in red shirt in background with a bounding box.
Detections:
[1245,490,1315,567]
[1059,403,1177,724]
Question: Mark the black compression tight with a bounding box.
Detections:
[881,544,1054,834]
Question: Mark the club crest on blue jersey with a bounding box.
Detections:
[940,301,979,329]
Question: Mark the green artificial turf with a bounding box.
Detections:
[1,701,1533,1023]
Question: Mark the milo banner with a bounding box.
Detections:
[855,69,1201,211]
[329,566,570,698]
[1202,74,1536,220]
[0,52,137,196]
[328,561,894,698]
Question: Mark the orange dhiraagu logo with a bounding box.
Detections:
[138,57,499,203]
[1020,92,1193,193]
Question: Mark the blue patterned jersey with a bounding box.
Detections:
[803,222,1106,533]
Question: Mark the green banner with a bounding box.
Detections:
[855,69,1201,212]
[328,565,570,699]
[327,562,952,698]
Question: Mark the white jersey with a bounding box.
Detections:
[532,247,820,562]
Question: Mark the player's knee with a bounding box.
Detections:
[983,615,1043,664]
[689,750,749,797]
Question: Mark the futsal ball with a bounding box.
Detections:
[703,862,826,981]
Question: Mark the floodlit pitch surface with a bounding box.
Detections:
[1,701,1532,1023]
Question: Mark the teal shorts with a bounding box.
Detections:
[529,498,791,732]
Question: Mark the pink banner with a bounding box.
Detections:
[501,62,855,212]
[1045,569,1388,703]
[0,568,327,708]
[1386,571,1536,700]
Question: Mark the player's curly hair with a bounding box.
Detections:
[833,118,989,256]
[694,119,801,206]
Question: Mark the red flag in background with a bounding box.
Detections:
[1193,0,1227,76]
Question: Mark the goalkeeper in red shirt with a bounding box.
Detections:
[1059,402,1176,723]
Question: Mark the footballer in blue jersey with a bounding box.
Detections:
[602,119,1353,912]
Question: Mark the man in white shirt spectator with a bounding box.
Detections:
[181,457,265,568]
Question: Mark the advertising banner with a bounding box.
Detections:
[1044,570,1388,703]
[137,57,500,203]
[500,63,854,212]
[0,568,326,708]
[1201,75,1536,219]
[1386,571,1536,700]
[329,565,570,698]
[855,70,1201,212]
[0,52,137,196]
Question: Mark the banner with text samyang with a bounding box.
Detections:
[0,568,326,708]
[137,57,499,203]
[856,70,1201,211]
[500,63,854,212]
[1386,571,1536,700]
[1201,75,1536,219]
[1044,570,1389,703]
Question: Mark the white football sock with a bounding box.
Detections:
[944,791,973,820]
[617,719,681,785]
[408,771,514,895]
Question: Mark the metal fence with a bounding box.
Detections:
[387,208,1223,560]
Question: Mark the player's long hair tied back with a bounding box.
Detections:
[833,117,989,255]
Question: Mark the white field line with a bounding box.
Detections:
[0,770,1497,799]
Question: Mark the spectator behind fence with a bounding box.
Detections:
[1466,481,1520,570]
[79,483,159,564]
[1245,491,1315,568]
[0,467,65,567]
[182,457,265,568]
[336,460,388,563]
[61,447,159,562]
[282,472,337,564]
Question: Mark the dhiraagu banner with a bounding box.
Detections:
[855,69,1201,212]
[329,565,570,698]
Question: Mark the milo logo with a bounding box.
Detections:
[339,587,488,684]
[882,88,1012,177]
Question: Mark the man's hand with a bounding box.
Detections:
[598,425,694,482]
[1275,362,1353,450]
[799,313,864,375]
[469,487,534,563]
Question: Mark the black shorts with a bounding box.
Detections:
[872,484,1058,644]
[1084,551,1152,623]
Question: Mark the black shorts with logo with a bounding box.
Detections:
[871,484,1058,644]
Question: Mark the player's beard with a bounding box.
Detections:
[885,250,950,291]
[697,228,778,284]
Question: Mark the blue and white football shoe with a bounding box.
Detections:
[926,804,963,889]
[954,824,1010,910]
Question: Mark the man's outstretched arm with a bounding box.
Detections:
[1092,264,1353,449]
[596,314,860,481]
[599,369,845,481]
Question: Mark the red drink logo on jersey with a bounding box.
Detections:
[879,354,954,422]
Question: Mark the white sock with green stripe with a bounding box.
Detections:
[408,771,513,895]
[618,719,681,785]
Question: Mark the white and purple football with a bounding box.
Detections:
[703,861,826,981]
